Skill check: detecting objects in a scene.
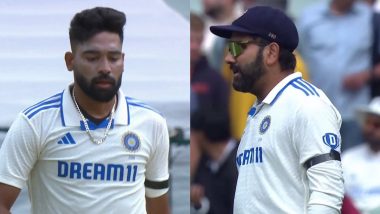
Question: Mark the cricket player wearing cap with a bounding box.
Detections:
[210,6,344,213]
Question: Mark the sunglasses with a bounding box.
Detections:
[227,40,268,57]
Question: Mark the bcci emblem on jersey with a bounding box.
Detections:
[260,116,271,134]
[122,132,140,152]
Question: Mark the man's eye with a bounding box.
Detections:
[109,56,120,62]
[86,57,98,62]
[239,43,247,49]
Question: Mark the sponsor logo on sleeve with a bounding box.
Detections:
[322,133,339,150]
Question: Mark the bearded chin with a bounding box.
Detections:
[231,48,266,93]
[89,79,121,102]
[74,72,122,102]
[231,63,258,93]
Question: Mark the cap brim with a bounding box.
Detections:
[210,25,255,39]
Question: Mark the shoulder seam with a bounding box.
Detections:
[290,79,320,97]
[23,92,62,113]
[125,97,162,116]
[23,93,63,119]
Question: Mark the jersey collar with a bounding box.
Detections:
[262,72,302,105]
[60,85,129,128]
[248,72,302,117]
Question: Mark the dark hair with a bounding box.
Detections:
[191,109,231,142]
[278,48,296,71]
[256,37,296,71]
[69,7,126,49]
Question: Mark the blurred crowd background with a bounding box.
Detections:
[190,0,380,213]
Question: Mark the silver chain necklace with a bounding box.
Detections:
[72,88,116,145]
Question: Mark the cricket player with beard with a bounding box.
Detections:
[210,6,344,213]
[0,7,169,214]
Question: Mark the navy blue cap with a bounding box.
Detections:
[210,6,298,52]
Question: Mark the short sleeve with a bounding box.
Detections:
[145,117,170,198]
[0,113,39,189]
[294,98,342,165]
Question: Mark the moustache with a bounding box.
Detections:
[230,63,241,74]
[92,74,116,85]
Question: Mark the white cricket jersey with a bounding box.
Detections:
[0,85,170,214]
[234,72,344,213]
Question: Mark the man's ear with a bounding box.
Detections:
[264,43,280,66]
[64,52,74,71]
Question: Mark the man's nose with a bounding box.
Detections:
[224,51,236,64]
[99,58,111,74]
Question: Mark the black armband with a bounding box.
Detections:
[303,150,341,170]
[145,179,169,189]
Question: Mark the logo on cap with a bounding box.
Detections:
[268,32,277,39]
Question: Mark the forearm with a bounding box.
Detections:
[0,183,21,214]
[0,206,11,214]
[146,193,170,214]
